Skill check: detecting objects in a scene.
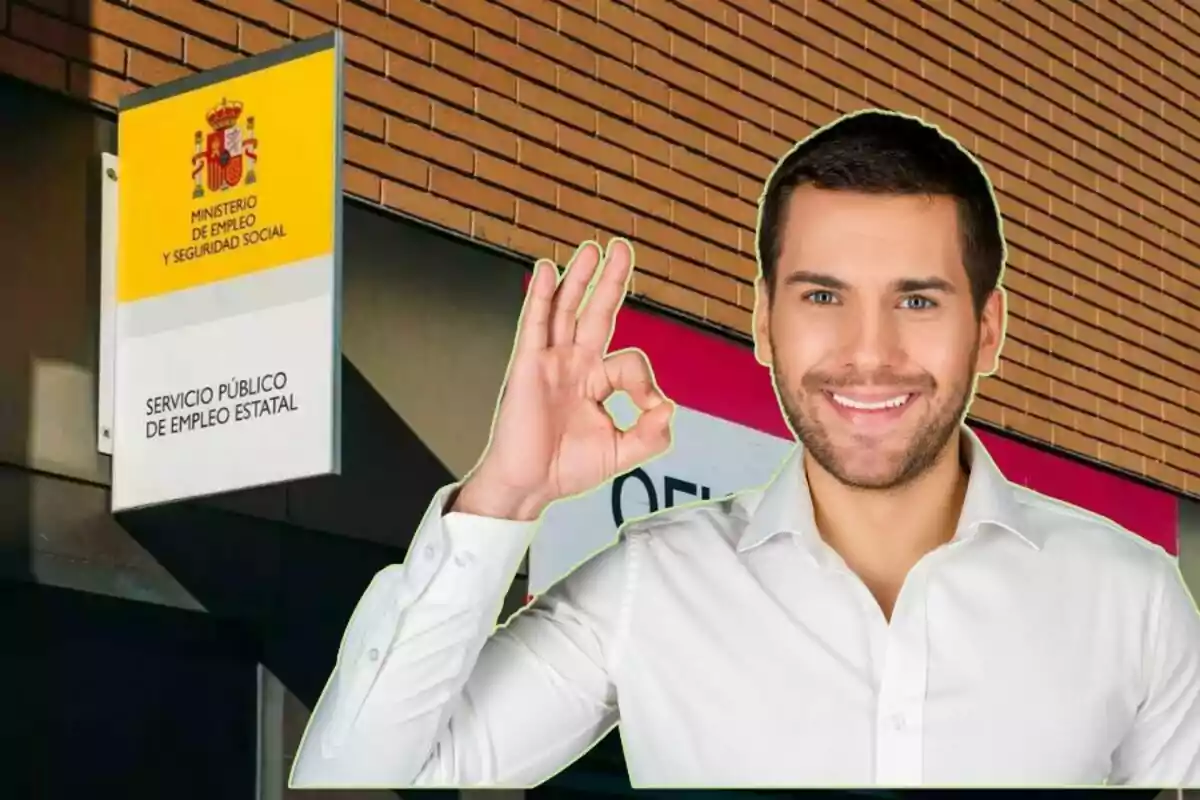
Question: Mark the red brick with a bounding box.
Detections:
[634,41,702,96]
[598,54,669,108]
[388,49,482,113]
[473,211,560,260]
[596,169,669,221]
[19,0,68,19]
[518,199,597,244]
[667,256,739,304]
[69,62,137,106]
[642,1,704,42]
[431,165,516,221]
[83,0,184,60]
[597,113,669,165]
[491,0,556,28]
[596,0,669,52]
[385,114,474,174]
[476,153,557,206]
[557,185,635,236]
[344,32,384,73]
[518,77,597,132]
[705,127,772,176]
[705,295,752,334]
[209,0,288,33]
[434,102,518,160]
[343,163,382,202]
[382,179,472,232]
[705,20,770,75]
[343,5,430,63]
[558,125,633,177]
[239,21,288,55]
[0,34,64,90]
[636,99,704,151]
[706,241,757,283]
[289,0,338,25]
[290,9,333,39]
[344,133,428,189]
[184,35,237,70]
[130,0,238,46]
[476,26,558,80]
[12,4,95,59]
[346,64,432,125]
[632,272,707,319]
[521,138,595,191]
[557,65,633,120]
[635,216,706,264]
[617,241,667,279]
[560,2,631,62]
[90,32,127,73]
[517,15,594,72]
[344,99,385,139]
[433,40,513,98]
[477,89,556,144]
[127,47,190,85]
[398,0,473,49]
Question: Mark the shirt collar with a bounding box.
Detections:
[737,424,1043,555]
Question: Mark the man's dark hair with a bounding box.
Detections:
[755,110,1005,316]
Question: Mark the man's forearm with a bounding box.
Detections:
[290,483,539,788]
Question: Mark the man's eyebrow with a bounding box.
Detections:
[893,277,957,294]
[781,273,958,295]
[782,271,849,290]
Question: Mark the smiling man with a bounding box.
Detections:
[291,110,1200,789]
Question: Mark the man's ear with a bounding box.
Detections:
[753,277,773,367]
[975,287,1006,377]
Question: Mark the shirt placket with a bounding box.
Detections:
[873,562,931,786]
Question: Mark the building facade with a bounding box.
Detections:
[0,1,1197,798]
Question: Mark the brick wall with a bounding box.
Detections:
[1,0,1197,495]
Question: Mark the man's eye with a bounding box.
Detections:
[803,290,838,305]
[900,295,937,310]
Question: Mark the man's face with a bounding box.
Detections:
[753,187,1004,491]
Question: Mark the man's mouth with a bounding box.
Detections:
[821,390,920,429]
[827,391,915,411]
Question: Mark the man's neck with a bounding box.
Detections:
[804,432,970,611]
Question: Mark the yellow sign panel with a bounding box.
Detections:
[117,38,339,303]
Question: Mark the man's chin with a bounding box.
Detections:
[823,459,912,491]
[804,440,920,490]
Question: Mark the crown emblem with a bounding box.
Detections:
[206,98,244,131]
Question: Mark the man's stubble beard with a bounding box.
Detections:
[772,336,980,492]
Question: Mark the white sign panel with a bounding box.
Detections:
[108,34,344,511]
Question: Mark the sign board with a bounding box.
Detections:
[528,294,1180,595]
[108,32,344,512]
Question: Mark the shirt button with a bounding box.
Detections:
[454,551,474,567]
[367,647,380,661]
[424,545,437,560]
[889,713,907,731]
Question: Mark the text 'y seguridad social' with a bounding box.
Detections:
[165,195,287,265]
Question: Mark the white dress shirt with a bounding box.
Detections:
[290,426,1200,789]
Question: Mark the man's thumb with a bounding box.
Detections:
[614,400,675,473]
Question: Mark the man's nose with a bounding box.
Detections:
[841,307,902,372]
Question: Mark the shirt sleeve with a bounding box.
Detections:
[1109,554,1200,786]
[288,483,630,789]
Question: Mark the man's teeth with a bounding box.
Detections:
[831,393,910,410]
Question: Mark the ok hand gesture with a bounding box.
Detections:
[458,239,676,521]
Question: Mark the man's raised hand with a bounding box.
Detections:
[456,238,675,521]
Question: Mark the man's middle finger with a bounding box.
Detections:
[550,241,603,347]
